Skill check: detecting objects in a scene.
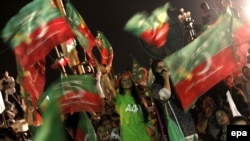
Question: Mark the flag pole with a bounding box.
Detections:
[55,0,83,75]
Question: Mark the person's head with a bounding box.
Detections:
[2,70,9,78]
[118,72,134,93]
[201,95,216,110]
[150,59,167,85]
[118,71,149,123]
[215,0,224,8]
[96,125,110,141]
[242,65,250,79]
[214,108,231,127]
[200,2,210,11]
[223,0,232,8]
[230,116,249,125]
[223,74,234,88]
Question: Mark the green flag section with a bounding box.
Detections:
[1,0,75,69]
[95,31,114,72]
[33,99,67,141]
[164,12,250,111]
[167,116,185,141]
[65,1,96,63]
[39,74,104,114]
[74,112,98,141]
[124,3,170,48]
[131,56,148,88]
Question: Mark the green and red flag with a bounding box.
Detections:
[65,1,96,64]
[74,112,98,141]
[164,12,250,111]
[1,0,75,69]
[39,74,104,114]
[124,3,170,48]
[95,31,114,73]
[33,99,67,141]
[131,56,148,88]
[16,59,46,109]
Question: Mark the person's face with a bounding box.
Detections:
[215,110,230,126]
[97,125,110,141]
[223,74,234,86]
[3,71,9,77]
[120,75,132,89]
[155,61,167,74]
[102,119,112,132]
[201,3,209,11]
[202,96,215,109]
[216,0,224,7]
[243,67,250,79]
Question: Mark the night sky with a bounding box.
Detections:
[0,0,245,85]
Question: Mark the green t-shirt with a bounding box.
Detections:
[115,93,151,141]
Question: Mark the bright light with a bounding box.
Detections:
[240,1,250,23]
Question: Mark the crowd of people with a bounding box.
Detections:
[1,0,250,141]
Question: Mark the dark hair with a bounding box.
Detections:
[118,72,149,123]
[200,2,208,9]
[150,59,162,76]
[230,116,249,125]
[214,107,232,126]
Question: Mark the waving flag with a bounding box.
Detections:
[95,31,114,72]
[39,74,104,114]
[65,1,96,64]
[124,3,170,48]
[1,0,75,69]
[131,56,148,88]
[74,112,98,141]
[164,12,250,111]
[34,98,67,141]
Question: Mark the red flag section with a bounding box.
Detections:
[165,12,250,111]
[175,46,240,109]
[60,91,104,114]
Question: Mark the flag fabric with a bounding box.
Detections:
[33,99,67,141]
[1,0,75,69]
[39,74,104,114]
[0,91,5,114]
[16,59,46,109]
[16,61,45,127]
[74,112,98,141]
[65,1,96,64]
[167,116,185,141]
[124,3,170,48]
[131,56,148,88]
[95,31,114,72]
[164,12,250,111]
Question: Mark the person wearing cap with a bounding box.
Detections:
[101,70,154,141]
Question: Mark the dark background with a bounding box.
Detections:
[0,0,245,85]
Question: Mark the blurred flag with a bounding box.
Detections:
[131,56,148,88]
[39,74,104,114]
[65,1,96,64]
[0,91,5,114]
[96,31,114,72]
[1,0,75,69]
[164,12,250,111]
[124,3,170,48]
[33,98,67,141]
[167,116,185,141]
[74,112,98,141]
[16,59,45,108]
